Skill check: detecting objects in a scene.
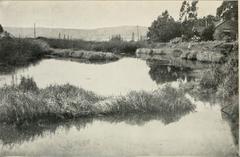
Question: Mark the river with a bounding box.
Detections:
[0,58,237,156]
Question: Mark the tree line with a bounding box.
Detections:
[147,0,238,42]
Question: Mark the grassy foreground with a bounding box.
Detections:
[0,77,195,125]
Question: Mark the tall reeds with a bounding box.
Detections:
[0,77,195,125]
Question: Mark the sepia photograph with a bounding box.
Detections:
[0,0,238,156]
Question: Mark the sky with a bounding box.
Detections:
[0,0,223,29]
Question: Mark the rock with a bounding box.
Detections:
[196,51,224,63]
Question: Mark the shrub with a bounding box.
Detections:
[18,76,39,92]
[199,67,223,91]
[201,24,215,41]
[0,38,49,65]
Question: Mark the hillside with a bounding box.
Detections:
[4,26,148,41]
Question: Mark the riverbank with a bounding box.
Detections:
[0,77,195,125]
[180,47,239,147]
[136,41,236,63]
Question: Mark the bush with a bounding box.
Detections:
[201,24,215,41]
[18,76,39,92]
[199,67,223,91]
[0,38,49,65]
[199,46,238,98]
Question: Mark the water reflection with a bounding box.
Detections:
[146,59,194,84]
[0,58,158,96]
[0,60,41,75]
[0,118,93,146]
[0,109,193,146]
[0,102,236,157]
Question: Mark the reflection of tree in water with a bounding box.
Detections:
[0,60,41,75]
[0,118,94,146]
[0,108,193,146]
[147,59,194,84]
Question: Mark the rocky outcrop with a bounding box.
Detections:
[136,41,235,63]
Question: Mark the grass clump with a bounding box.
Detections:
[93,85,195,116]
[0,78,195,125]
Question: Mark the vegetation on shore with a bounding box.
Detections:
[0,38,50,66]
[42,37,147,55]
[0,77,195,125]
[136,41,235,63]
[181,44,239,146]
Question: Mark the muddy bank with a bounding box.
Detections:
[136,41,236,63]
[49,48,120,61]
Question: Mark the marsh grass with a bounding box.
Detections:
[43,38,147,55]
[0,77,195,125]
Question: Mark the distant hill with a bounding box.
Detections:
[4,26,148,41]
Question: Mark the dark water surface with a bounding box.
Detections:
[0,58,237,156]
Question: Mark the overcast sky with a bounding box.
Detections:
[0,1,223,29]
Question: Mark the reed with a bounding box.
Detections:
[0,77,195,125]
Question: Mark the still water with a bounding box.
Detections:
[0,58,237,156]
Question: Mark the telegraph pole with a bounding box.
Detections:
[131,32,135,41]
[34,23,36,38]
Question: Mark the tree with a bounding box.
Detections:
[0,24,3,33]
[201,24,215,41]
[179,0,199,22]
[217,1,238,21]
[179,0,199,40]
[110,34,123,42]
[147,10,182,42]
